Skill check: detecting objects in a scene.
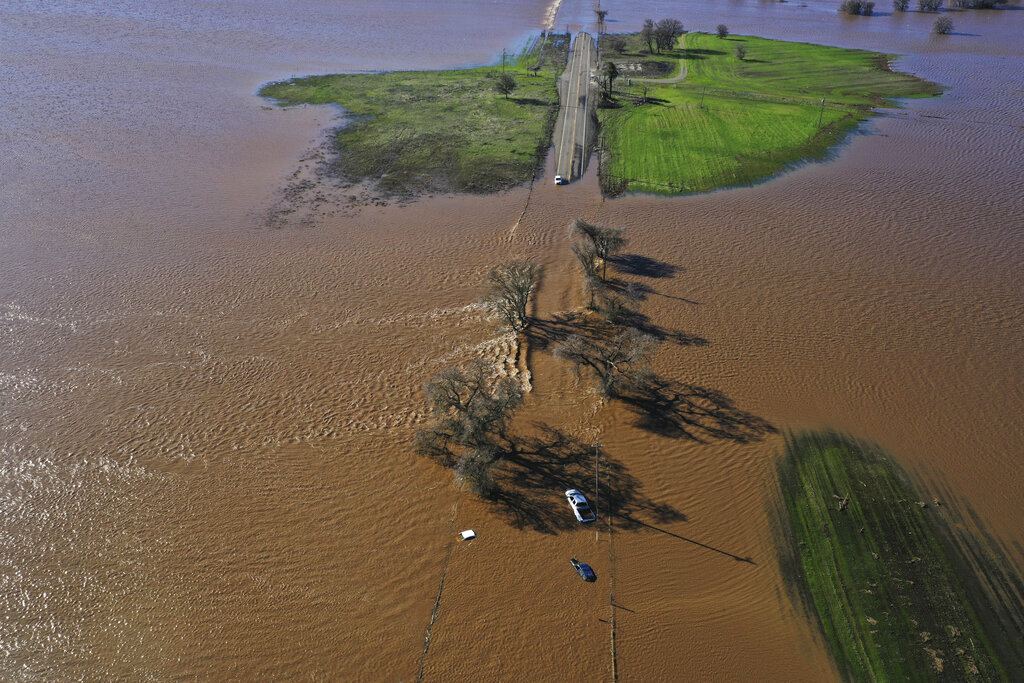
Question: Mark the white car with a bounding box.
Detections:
[565,489,596,523]
[554,174,565,185]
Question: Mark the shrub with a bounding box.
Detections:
[494,73,517,99]
[734,44,747,60]
[893,0,909,11]
[933,16,954,33]
[839,0,875,14]
[918,0,943,11]
[607,35,627,54]
[953,0,1004,7]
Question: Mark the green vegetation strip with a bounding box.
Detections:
[260,34,568,196]
[599,33,940,195]
[777,431,1005,680]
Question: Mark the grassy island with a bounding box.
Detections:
[777,431,1010,680]
[598,33,941,195]
[260,34,568,196]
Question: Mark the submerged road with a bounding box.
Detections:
[552,32,597,184]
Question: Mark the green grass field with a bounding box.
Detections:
[777,431,1005,680]
[599,33,941,195]
[259,35,568,196]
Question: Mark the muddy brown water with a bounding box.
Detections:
[2,0,1022,679]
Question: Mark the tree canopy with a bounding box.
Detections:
[495,73,518,99]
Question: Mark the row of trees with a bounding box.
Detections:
[845,0,997,12]
[558,219,660,396]
[889,0,1001,11]
[416,218,773,501]
[415,218,642,495]
[951,0,1007,7]
[416,261,540,495]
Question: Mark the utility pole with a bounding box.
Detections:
[595,438,601,542]
[818,97,826,128]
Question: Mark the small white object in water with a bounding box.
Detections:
[458,530,476,541]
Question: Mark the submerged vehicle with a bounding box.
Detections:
[565,489,596,523]
[570,558,596,582]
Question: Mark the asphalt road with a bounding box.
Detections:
[552,32,597,184]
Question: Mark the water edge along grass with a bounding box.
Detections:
[259,34,569,196]
[776,431,1009,680]
[598,33,941,195]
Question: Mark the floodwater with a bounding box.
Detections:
[1,0,1022,679]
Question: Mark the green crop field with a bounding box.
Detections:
[599,33,941,195]
[777,431,1007,680]
[259,34,568,196]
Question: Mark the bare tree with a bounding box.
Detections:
[495,73,518,99]
[572,242,600,308]
[572,241,600,279]
[416,361,524,496]
[654,19,684,53]
[596,291,631,326]
[419,361,523,453]
[456,445,499,496]
[734,44,747,61]
[641,19,656,54]
[483,260,540,333]
[717,24,729,39]
[570,218,627,280]
[555,328,658,396]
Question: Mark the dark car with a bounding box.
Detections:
[570,558,596,582]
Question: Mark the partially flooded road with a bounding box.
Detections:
[552,32,597,183]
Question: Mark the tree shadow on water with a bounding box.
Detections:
[596,295,709,348]
[616,374,776,444]
[611,254,680,279]
[609,254,701,305]
[486,423,686,534]
[526,312,604,352]
[525,300,707,353]
[484,425,757,562]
